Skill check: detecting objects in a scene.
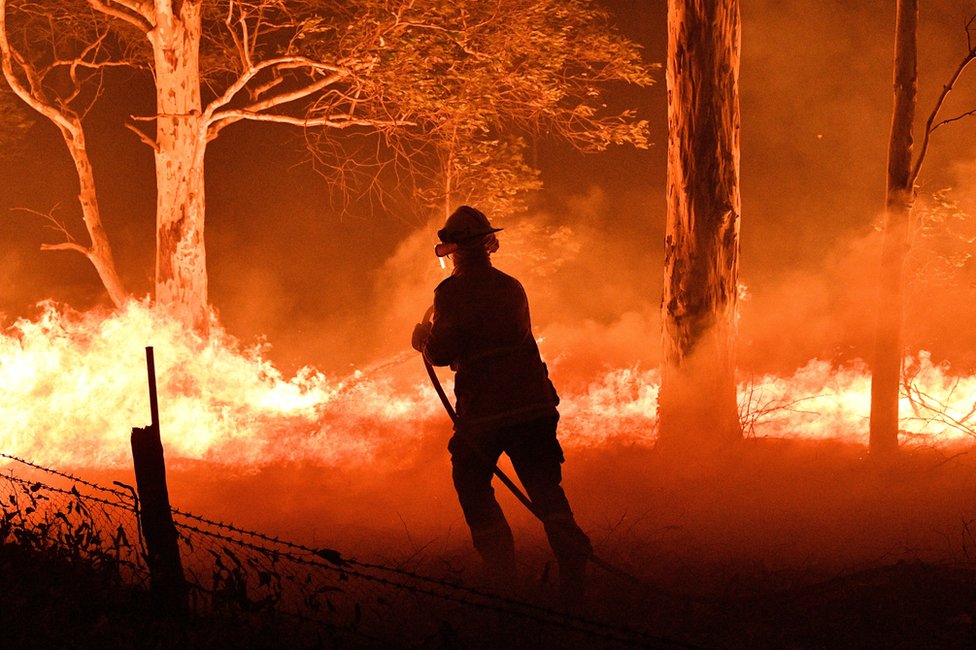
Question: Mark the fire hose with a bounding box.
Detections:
[418,307,641,588]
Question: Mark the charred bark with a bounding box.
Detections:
[659,0,743,449]
[149,1,209,333]
[870,0,919,454]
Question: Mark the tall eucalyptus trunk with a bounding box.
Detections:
[870,0,919,453]
[148,1,209,332]
[659,0,743,450]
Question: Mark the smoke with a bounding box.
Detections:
[737,228,883,374]
[355,187,663,394]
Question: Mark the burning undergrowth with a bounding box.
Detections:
[1,301,975,473]
[0,301,436,468]
[2,292,976,556]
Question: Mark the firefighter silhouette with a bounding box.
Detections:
[412,205,592,598]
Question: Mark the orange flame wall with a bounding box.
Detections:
[2,301,973,472]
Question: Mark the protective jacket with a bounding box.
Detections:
[422,257,559,434]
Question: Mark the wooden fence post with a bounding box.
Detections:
[131,346,187,614]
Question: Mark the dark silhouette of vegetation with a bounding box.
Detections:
[5,462,976,648]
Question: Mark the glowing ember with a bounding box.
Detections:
[0,304,973,469]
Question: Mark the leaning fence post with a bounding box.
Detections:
[131,345,187,614]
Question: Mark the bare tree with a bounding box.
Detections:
[658,0,743,450]
[1,0,651,332]
[870,8,976,453]
[0,1,129,306]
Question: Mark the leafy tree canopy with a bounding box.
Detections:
[2,0,653,213]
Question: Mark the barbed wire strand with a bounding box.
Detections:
[2,472,137,514]
[1,453,688,648]
[1,452,132,500]
[171,518,668,648]
[170,509,677,647]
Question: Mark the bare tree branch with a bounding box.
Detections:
[48,58,138,72]
[12,206,89,256]
[0,1,75,134]
[87,0,153,33]
[207,109,411,137]
[125,121,159,150]
[932,107,976,130]
[248,74,284,101]
[910,19,976,185]
[224,0,251,70]
[203,56,350,119]
[61,32,109,107]
[234,73,344,114]
[902,365,976,440]
[40,242,90,255]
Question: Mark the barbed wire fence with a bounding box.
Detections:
[0,452,683,648]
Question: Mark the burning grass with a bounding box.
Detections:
[4,303,976,645]
[2,302,975,471]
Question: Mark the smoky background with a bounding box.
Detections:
[0,0,974,383]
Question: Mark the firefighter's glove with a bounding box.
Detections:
[411,322,432,353]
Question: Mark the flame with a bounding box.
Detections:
[0,302,437,468]
[0,303,973,470]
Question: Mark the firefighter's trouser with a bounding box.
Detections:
[448,416,592,579]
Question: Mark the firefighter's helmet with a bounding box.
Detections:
[437,206,503,244]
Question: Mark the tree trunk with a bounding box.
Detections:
[66,126,128,307]
[149,1,208,333]
[659,0,743,450]
[0,0,126,308]
[870,0,918,454]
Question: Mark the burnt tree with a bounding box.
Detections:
[659,0,743,449]
[870,0,918,454]
[870,7,976,453]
